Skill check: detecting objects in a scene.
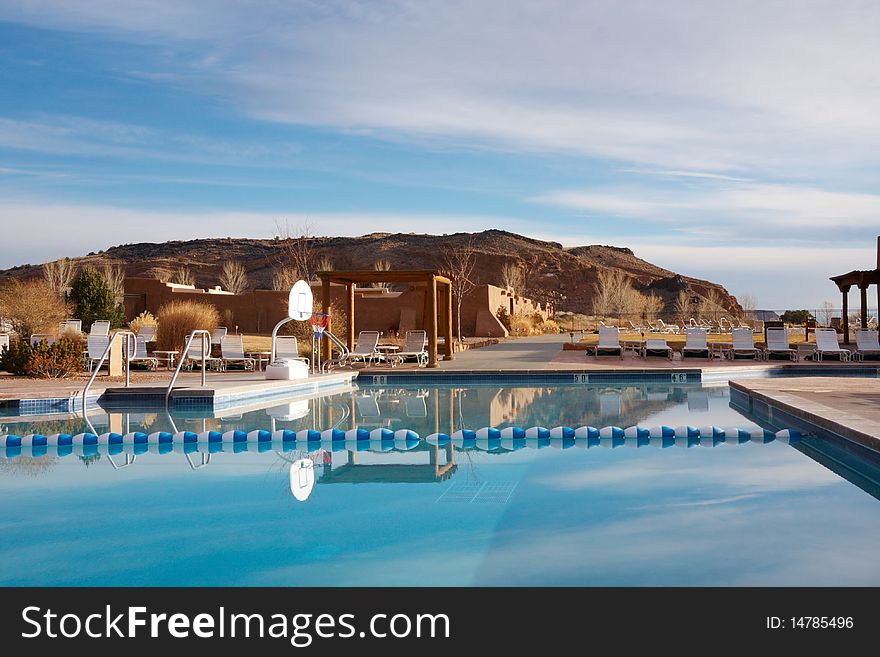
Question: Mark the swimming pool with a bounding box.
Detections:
[2,382,879,586]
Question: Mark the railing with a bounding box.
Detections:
[82,330,136,409]
[321,330,350,373]
[165,330,211,404]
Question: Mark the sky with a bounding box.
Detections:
[1,1,879,310]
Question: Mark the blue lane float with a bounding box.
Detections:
[0,424,801,459]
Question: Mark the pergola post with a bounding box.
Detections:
[841,285,850,345]
[346,282,355,351]
[322,276,331,362]
[427,276,438,368]
[860,282,868,330]
[443,281,454,360]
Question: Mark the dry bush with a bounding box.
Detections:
[129,310,157,335]
[219,260,249,294]
[271,265,299,291]
[315,255,334,272]
[0,278,70,337]
[372,259,392,289]
[155,300,219,351]
[42,258,77,297]
[509,312,543,336]
[25,337,85,379]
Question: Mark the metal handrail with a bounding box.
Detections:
[82,330,136,410]
[165,330,211,404]
[322,330,350,372]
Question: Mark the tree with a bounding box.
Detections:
[42,258,77,297]
[69,267,125,329]
[220,260,249,294]
[818,301,835,327]
[0,278,70,337]
[274,219,317,281]
[591,269,641,319]
[316,255,334,272]
[738,292,757,325]
[172,266,195,286]
[672,290,693,327]
[780,309,814,325]
[372,259,392,289]
[698,289,724,320]
[271,265,299,291]
[101,262,126,303]
[440,239,477,344]
[500,261,524,293]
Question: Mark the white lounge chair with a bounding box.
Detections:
[137,325,157,343]
[355,394,381,418]
[764,327,796,361]
[728,327,760,360]
[128,334,159,370]
[30,334,56,347]
[854,329,880,361]
[183,333,222,370]
[404,393,428,417]
[592,325,623,358]
[89,320,111,336]
[85,334,110,371]
[343,331,380,366]
[641,338,673,360]
[679,327,710,359]
[396,330,429,366]
[220,335,255,370]
[814,328,851,362]
[211,327,228,345]
[652,319,678,334]
[274,336,310,367]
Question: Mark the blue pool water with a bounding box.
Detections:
[2,382,880,586]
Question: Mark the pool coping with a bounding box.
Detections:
[729,380,880,452]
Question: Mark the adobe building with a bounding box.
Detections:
[124,277,553,338]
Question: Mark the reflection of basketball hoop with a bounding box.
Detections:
[310,313,330,337]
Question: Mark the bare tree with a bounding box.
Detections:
[500,261,524,293]
[440,240,477,344]
[818,300,835,327]
[271,265,299,291]
[220,260,249,294]
[274,219,317,281]
[698,289,725,321]
[148,266,172,283]
[591,269,641,319]
[173,266,195,286]
[101,262,126,303]
[316,255,334,272]
[672,289,693,327]
[372,259,392,288]
[42,258,77,297]
[639,293,664,322]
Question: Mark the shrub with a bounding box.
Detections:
[0,338,32,374]
[69,267,125,330]
[155,300,219,351]
[780,310,814,325]
[0,337,84,378]
[129,310,157,335]
[25,338,84,378]
[280,300,348,359]
[496,306,512,332]
[0,278,70,337]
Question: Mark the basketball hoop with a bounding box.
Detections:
[310,313,330,337]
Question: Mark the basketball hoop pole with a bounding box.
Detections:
[310,313,331,374]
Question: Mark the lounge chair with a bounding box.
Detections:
[84,334,110,371]
[89,320,111,336]
[137,325,157,343]
[343,331,381,366]
[592,325,623,358]
[626,320,645,332]
[355,394,381,418]
[653,319,679,334]
[211,326,228,345]
[183,333,222,371]
[30,334,56,347]
[679,327,710,359]
[404,393,428,417]
[128,334,159,370]
[854,329,880,361]
[641,338,673,360]
[814,328,851,361]
[274,336,310,367]
[728,327,760,360]
[396,330,429,366]
[764,327,796,360]
[219,335,255,370]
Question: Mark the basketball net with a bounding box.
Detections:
[310,313,330,337]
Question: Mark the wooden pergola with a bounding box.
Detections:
[316,270,454,368]
[829,236,880,344]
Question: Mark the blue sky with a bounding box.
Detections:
[1,1,880,309]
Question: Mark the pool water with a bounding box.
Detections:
[2,383,880,586]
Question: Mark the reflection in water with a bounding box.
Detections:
[290,458,315,501]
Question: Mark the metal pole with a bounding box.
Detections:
[201,333,207,387]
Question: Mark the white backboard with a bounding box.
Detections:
[288,279,314,321]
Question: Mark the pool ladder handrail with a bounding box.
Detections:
[82,330,136,410]
[165,330,211,404]
[321,330,350,373]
